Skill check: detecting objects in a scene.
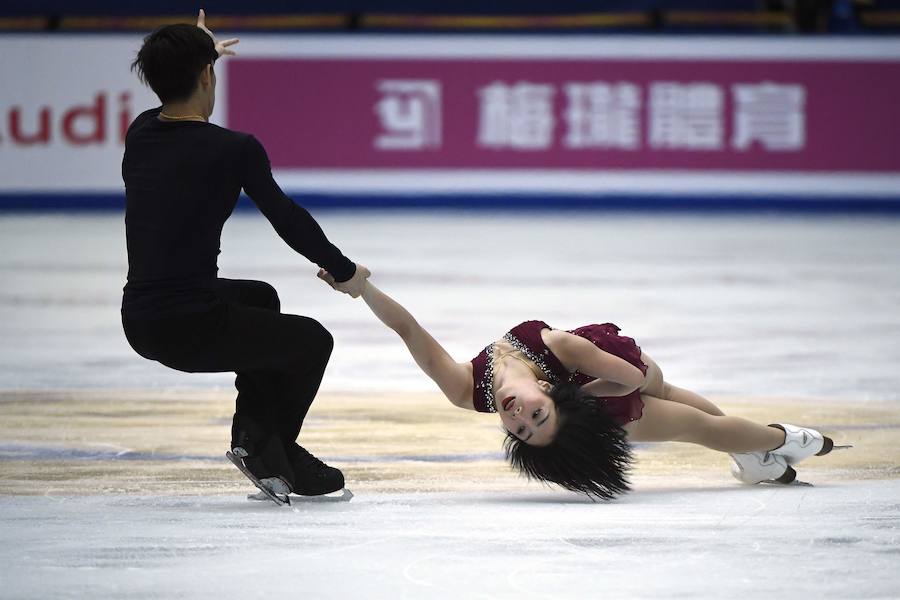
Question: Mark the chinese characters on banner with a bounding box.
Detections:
[732,83,805,151]
[374,80,805,153]
[227,58,899,171]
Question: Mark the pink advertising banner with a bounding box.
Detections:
[227,58,900,172]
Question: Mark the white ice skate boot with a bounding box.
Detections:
[729,451,796,484]
[767,423,834,465]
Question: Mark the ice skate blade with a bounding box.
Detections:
[815,439,853,456]
[247,491,285,503]
[248,488,354,503]
[225,451,290,507]
[299,488,354,503]
[245,491,291,505]
[761,479,813,487]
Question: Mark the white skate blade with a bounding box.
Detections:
[832,444,853,450]
[248,488,354,503]
[297,488,354,503]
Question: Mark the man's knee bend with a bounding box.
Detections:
[257,282,280,312]
[316,324,334,357]
[300,320,334,361]
[240,280,280,311]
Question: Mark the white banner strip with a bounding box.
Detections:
[273,170,900,197]
[228,35,900,61]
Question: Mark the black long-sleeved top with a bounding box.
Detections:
[121,108,355,317]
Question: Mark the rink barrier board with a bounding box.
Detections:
[2,35,899,204]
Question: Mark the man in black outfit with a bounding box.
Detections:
[121,12,368,497]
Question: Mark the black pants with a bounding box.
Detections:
[122,278,334,445]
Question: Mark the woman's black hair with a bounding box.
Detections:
[504,382,633,500]
[131,23,218,104]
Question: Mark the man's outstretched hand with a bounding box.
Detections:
[318,265,371,298]
[197,9,239,58]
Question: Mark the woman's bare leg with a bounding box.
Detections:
[624,395,783,453]
[639,354,725,417]
[638,354,665,396]
[662,383,725,417]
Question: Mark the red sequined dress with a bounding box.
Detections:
[470,320,648,425]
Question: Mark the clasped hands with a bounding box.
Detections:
[318,265,371,298]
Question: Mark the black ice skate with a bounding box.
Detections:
[229,416,296,506]
[227,449,291,506]
[285,442,346,496]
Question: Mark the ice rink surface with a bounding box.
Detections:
[3,481,900,600]
[1,211,899,598]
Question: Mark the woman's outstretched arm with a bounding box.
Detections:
[334,276,474,410]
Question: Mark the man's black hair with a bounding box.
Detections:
[131,23,218,104]
[504,382,633,500]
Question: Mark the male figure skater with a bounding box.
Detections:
[121,11,368,497]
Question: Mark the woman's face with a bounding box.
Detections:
[496,379,559,446]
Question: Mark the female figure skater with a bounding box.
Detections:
[319,272,841,499]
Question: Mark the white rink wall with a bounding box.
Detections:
[1,35,899,206]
